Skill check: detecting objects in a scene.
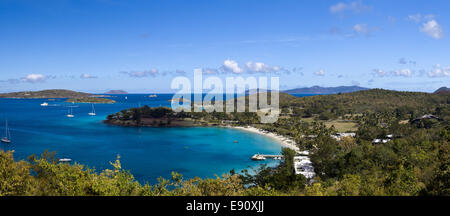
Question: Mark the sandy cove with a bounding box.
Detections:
[231,126,300,152]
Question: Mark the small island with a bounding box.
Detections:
[66,97,116,104]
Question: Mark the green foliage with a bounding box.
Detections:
[0,151,36,196]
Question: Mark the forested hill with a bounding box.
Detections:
[280,89,450,120]
[0,89,92,99]
[434,87,450,94]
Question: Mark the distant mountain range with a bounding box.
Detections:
[105,90,128,94]
[283,85,369,94]
[434,87,450,94]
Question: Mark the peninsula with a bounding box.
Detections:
[65,97,116,104]
[104,106,209,127]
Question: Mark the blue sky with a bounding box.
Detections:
[0,0,449,93]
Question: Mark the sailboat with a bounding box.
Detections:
[66,107,74,118]
[58,158,72,162]
[1,120,11,143]
[88,104,96,116]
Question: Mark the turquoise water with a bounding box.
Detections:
[0,94,285,183]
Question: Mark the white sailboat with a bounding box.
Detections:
[88,104,96,116]
[58,158,72,162]
[251,154,266,161]
[40,102,49,106]
[66,107,74,118]
[1,120,11,143]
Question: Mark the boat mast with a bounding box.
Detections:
[5,120,10,139]
[7,122,10,139]
[4,120,7,138]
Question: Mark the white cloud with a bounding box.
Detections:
[373,69,387,77]
[222,59,243,74]
[407,13,435,23]
[407,14,422,23]
[80,73,98,79]
[353,24,379,36]
[245,61,280,73]
[373,68,412,77]
[330,1,369,14]
[353,24,369,35]
[392,69,412,77]
[428,64,450,77]
[22,74,47,83]
[420,19,444,39]
[121,69,159,78]
[314,69,325,76]
[330,2,348,13]
[202,68,219,75]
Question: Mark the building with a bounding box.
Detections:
[331,132,356,141]
[411,114,443,124]
[293,155,315,179]
[372,134,394,144]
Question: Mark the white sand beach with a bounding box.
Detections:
[231,126,300,152]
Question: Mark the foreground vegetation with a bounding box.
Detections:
[1,89,449,196]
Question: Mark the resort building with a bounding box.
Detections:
[293,155,315,179]
[372,134,395,144]
[331,132,356,141]
[411,114,443,124]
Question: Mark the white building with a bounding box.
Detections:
[293,155,315,179]
[331,132,356,141]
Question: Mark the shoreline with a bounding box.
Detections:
[230,126,300,152]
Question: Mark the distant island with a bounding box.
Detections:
[0,89,93,99]
[66,97,116,104]
[283,85,369,94]
[105,90,128,94]
[434,87,450,94]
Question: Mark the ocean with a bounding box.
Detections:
[0,94,315,184]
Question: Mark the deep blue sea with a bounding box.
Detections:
[0,94,313,184]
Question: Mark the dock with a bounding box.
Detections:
[251,154,283,161]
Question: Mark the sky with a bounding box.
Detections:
[0,0,449,93]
